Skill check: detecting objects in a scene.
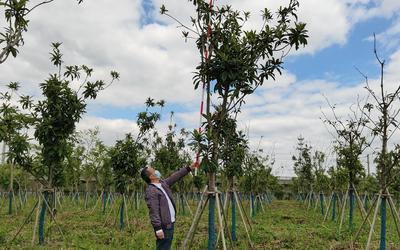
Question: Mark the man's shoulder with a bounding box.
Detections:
[146,182,166,192]
[145,184,157,194]
[145,186,159,201]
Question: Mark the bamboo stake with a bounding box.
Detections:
[215,192,227,250]
[353,185,375,235]
[217,191,230,245]
[234,191,254,249]
[91,191,103,214]
[103,195,118,227]
[386,190,400,238]
[353,184,368,218]
[218,191,234,248]
[314,193,319,212]
[323,192,333,223]
[31,195,41,246]
[9,200,39,243]
[307,191,312,210]
[184,194,193,215]
[56,190,62,209]
[258,195,265,212]
[365,194,381,250]
[18,189,23,209]
[180,186,208,250]
[354,193,379,242]
[339,188,349,234]
[41,192,66,243]
[236,192,253,232]
[123,194,131,231]
[223,191,230,216]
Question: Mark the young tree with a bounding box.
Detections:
[75,127,104,207]
[312,150,329,215]
[162,0,308,247]
[64,136,84,195]
[292,136,314,195]
[0,81,32,214]
[94,142,113,213]
[241,149,275,217]
[321,98,371,230]
[218,116,248,242]
[152,114,193,215]
[3,42,119,244]
[354,37,400,249]
[108,98,163,230]
[0,0,83,64]
[292,136,330,215]
[109,133,145,230]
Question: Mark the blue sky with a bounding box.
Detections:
[286,18,391,83]
[1,0,400,176]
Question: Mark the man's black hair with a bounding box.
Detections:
[140,167,151,184]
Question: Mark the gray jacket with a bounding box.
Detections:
[145,166,192,232]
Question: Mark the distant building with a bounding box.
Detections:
[277,176,293,186]
[277,176,293,199]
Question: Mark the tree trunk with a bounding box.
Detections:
[8,163,14,215]
[349,187,354,230]
[1,142,6,164]
[38,191,48,245]
[332,193,337,221]
[380,196,387,250]
[119,195,125,231]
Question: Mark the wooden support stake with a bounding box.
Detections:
[9,200,39,243]
[386,190,400,239]
[123,195,131,231]
[180,186,208,250]
[91,191,103,214]
[234,192,254,249]
[215,192,227,250]
[236,192,253,232]
[338,187,349,234]
[354,193,379,243]
[184,194,193,215]
[365,193,382,250]
[365,193,381,250]
[41,192,67,243]
[323,192,333,223]
[32,195,41,246]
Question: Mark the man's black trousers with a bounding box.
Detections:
[156,223,174,250]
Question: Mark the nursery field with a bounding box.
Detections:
[2,1,400,250]
[1,195,399,249]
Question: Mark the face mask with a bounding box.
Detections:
[154,170,161,179]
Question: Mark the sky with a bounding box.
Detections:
[1,0,400,177]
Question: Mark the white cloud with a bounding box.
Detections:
[1,0,400,177]
[76,116,139,145]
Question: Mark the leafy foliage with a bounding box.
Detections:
[219,117,247,178]
[162,0,308,176]
[240,149,278,194]
[0,0,84,64]
[1,43,118,188]
[110,133,145,193]
[292,136,313,192]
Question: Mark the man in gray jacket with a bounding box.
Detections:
[141,162,198,250]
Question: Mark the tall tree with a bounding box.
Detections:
[3,42,118,244]
[292,136,314,194]
[354,36,400,249]
[162,1,309,247]
[109,98,163,230]
[0,0,83,64]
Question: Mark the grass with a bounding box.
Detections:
[0,193,399,249]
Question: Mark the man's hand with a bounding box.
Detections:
[190,161,200,170]
[156,229,164,239]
